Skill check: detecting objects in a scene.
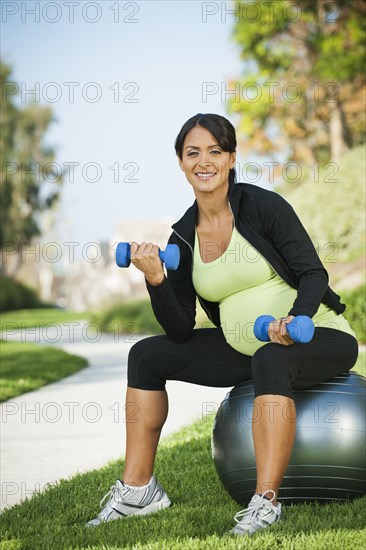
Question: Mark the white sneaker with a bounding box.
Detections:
[228,490,282,536]
[86,475,171,526]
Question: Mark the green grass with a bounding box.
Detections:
[0,341,88,402]
[0,332,364,548]
[0,415,365,550]
[0,308,89,331]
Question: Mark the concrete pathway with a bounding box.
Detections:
[1,322,230,510]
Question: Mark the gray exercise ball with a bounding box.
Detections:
[211,372,366,504]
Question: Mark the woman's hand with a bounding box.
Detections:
[130,242,165,286]
[268,315,296,346]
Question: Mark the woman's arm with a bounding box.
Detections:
[264,193,329,318]
[145,233,196,343]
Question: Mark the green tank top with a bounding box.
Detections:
[192,225,356,356]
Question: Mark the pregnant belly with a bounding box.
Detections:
[219,278,298,356]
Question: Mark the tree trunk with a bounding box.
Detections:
[329,102,349,162]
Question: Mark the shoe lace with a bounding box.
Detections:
[99,484,118,510]
[234,489,276,525]
[97,482,131,519]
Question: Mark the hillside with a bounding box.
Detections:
[281,145,365,291]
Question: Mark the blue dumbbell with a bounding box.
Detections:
[254,315,315,343]
[116,242,180,271]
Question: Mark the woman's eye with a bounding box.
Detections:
[187,150,221,157]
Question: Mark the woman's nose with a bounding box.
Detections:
[199,157,212,168]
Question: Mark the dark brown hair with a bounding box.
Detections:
[174,113,237,184]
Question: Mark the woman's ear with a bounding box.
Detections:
[178,158,184,172]
[230,151,236,169]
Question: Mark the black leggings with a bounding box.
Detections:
[127,327,359,399]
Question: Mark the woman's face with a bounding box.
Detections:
[178,125,236,194]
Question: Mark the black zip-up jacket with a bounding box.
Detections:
[145,181,346,344]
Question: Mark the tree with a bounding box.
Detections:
[0,61,64,276]
[228,0,366,168]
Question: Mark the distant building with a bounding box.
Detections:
[12,219,175,311]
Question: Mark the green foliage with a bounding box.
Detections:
[94,299,216,336]
[229,0,366,164]
[283,145,365,266]
[342,285,366,343]
[0,341,88,401]
[0,61,64,276]
[312,14,366,81]
[0,414,365,548]
[0,277,45,312]
[353,352,365,377]
[93,299,164,336]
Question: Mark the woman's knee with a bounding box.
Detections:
[251,344,295,396]
[252,344,282,377]
[127,336,168,391]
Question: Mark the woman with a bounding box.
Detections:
[87,113,358,536]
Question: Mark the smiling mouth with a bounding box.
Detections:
[195,172,217,180]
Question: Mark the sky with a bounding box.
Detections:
[2,0,270,247]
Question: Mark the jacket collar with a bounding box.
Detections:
[171,181,242,246]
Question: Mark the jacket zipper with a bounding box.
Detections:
[172,228,216,325]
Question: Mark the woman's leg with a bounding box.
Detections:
[253,395,296,504]
[123,327,252,486]
[251,328,359,504]
[123,388,168,486]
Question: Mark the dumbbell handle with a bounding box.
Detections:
[254,315,315,344]
[116,242,180,270]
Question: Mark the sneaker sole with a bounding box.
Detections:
[86,495,171,527]
[131,494,171,516]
